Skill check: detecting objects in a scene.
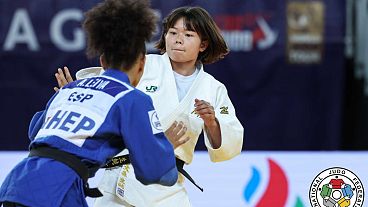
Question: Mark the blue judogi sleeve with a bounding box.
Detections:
[28,111,45,141]
[28,93,58,141]
[118,90,178,186]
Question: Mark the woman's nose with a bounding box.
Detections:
[175,34,183,44]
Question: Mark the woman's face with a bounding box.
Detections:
[165,17,207,66]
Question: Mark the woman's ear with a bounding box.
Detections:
[130,54,146,87]
[199,40,208,52]
[99,54,107,69]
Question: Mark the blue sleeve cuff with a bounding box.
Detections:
[157,167,178,186]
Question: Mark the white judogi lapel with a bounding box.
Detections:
[138,53,207,164]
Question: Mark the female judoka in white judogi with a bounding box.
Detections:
[55,6,244,207]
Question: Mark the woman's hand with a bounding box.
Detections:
[194,98,222,148]
[54,67,74,92]
[164,121,190,149]
[194,99,216,127]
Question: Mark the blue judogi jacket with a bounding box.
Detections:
[0,69,178,207]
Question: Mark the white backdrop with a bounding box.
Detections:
[1,151,367,207]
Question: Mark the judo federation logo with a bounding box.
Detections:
[148,110,162,134]
[309,167,364,207]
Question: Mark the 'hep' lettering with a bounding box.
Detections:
[42,110,95,133]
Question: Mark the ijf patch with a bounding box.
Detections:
[148,110,163,134]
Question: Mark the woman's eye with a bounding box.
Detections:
[169,31,177,35]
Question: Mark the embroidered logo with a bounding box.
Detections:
[146,86,158,93]
[116,165,130,198]
[191,109,200,117]
[111,156,127,166]
[220,106,229,114]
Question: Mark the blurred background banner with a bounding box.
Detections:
[2,1,368,207]
[1,151,367,206]
[0,0,347,150]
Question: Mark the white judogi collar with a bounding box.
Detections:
[173,68,199,102]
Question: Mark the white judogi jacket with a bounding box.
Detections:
[82,53,244,207]
[141,53,243,164]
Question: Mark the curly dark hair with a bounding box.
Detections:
[155,7,229,65]
[83,0,157,70]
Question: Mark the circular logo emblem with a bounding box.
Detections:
[309,167,364,207]
[150,111,162,131]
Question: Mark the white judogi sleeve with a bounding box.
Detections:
[203,83,244,162]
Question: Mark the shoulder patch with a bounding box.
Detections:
[148,110,163,134]
[220,106,229,114]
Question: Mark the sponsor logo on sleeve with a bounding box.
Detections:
[191,109,200,117]
[220,106,229,114]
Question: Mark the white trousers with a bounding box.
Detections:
[93,166,191,207]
